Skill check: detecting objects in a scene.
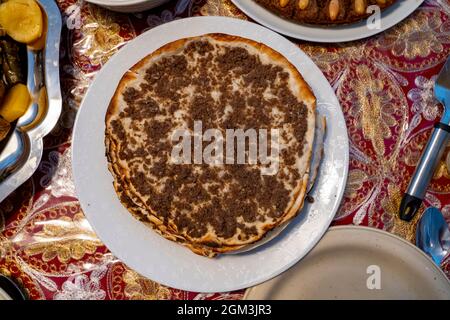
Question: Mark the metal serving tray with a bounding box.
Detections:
[0,0,62,202]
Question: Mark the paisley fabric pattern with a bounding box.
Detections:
[0,0,449,299]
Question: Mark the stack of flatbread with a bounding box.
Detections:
[105,34,320,257]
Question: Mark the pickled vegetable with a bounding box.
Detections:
[28,5,47,51]
[1,38,23,85]
[0,47,6,103]
[0,116,10,141]
[0,0,43,44]
[22,86,46,131]
[0,80,5,103]
[0,83,30,122]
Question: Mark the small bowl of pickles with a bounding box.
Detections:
[0,0,45,143]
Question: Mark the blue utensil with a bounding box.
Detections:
[416,207,450,265]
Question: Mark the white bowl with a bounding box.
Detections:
[84,0,170,13]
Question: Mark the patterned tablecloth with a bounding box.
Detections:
[0,0,449,300]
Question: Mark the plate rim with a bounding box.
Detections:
[231,0,425,43]
[84,0,168,5]
[244,225,450,299]
[72,16,349,292]
[0,286,12,300]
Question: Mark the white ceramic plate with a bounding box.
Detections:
[245,226,450,299]
[84,0,169,13]
[231,0,424,43]
[72,16,349,292]
[0,287,12,300]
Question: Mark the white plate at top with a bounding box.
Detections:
[232,0,424,43]
[84,0,169,12]
[245,226,450,300]
[72,16,349,292]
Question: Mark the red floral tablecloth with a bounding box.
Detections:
[0,0,449,300]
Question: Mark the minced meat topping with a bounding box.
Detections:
[108,38,309,242]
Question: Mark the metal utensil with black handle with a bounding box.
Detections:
[399,58,450,221]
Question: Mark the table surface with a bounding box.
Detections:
[0,0,449,300]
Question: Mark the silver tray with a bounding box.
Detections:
[0,0,62,202]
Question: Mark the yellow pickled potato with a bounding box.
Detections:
[36,86,47,120]
[0,0,43,44]
[0,84,31,122]
[22,86,46,131]
[28,5,47,51]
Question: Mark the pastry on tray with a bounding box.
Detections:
[254,0,396,25]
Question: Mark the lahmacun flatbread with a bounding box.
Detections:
[105,33,316,257]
